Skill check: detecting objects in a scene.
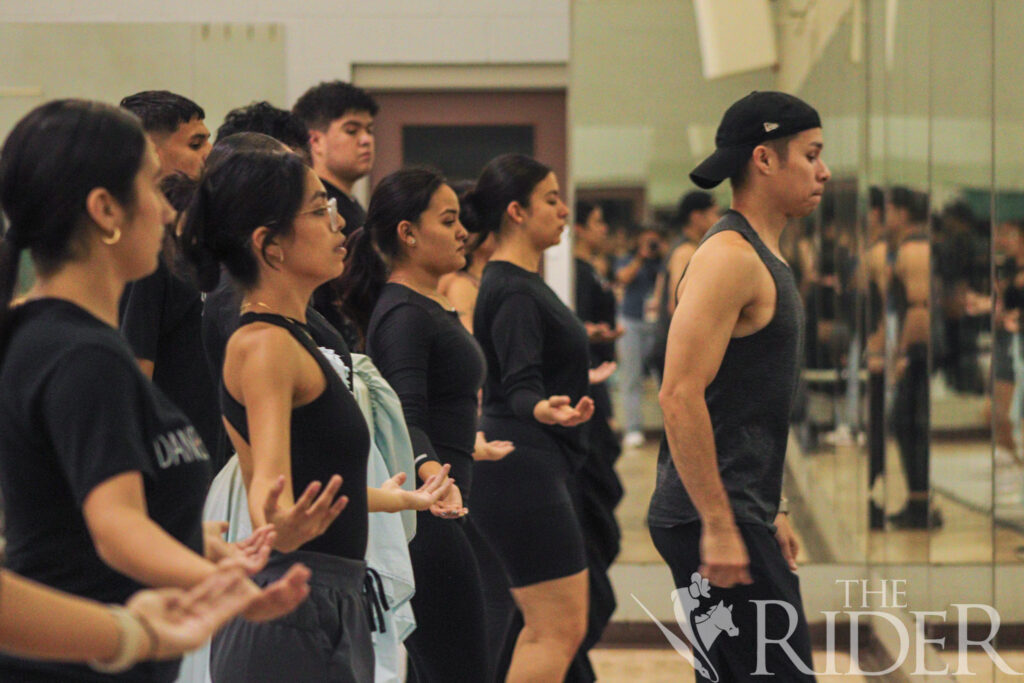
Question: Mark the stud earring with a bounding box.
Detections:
[408,238,417,246]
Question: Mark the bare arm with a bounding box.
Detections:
[136,359,155,379]
[658,233,759,587]
[666,243,696,315]
[231,328,347,553]
[83,472,218,589]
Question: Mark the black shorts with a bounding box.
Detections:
[993,327,1016,383]
[211,551,374,683]
[470,416,587,587]
[649,521,816,683]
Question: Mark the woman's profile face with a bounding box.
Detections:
[119,141,174,281]
[405,183,468,277]
[276,168,348,286]
[522,172,569,250]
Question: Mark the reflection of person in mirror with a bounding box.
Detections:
[992,219,1024,510]
[647,91,828,682]
[887,187,939,529]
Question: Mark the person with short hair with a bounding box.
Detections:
[120,90,210,180]
[649,91,830,681]
[216,101,312,164]
[614,224,667,448]
[293,81,379,341]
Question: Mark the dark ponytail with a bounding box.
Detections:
[336,167,446,341]
[459,154,551,241]
[0,99,146,356]
[181,147,307,293]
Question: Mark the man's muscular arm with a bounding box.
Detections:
[658,232,759,588]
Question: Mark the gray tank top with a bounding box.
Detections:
[647,210,804,531]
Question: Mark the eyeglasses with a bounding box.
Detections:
[298,197,342,233]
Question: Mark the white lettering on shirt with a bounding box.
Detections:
[153,426,211,469]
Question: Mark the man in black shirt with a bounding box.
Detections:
[293,81,379,340]
[292,80,378,235]
[121,90,211,180]
[649,92,830,681]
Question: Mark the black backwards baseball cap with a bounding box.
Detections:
[690,91,821,189]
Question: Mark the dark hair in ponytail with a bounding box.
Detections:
[181,147,307,292]
[337,167,446,341]
[459,154,551,241]
[0,99,146,355]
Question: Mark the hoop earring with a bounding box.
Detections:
[100,228,122,245]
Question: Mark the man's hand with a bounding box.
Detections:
[774,513,800,571]
[699,522,752,588]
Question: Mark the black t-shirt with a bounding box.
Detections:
[574,256,617,365]
[474,261,591,465]
[121,259,222,476]
[366,284,486,495]
[0,299,210,681]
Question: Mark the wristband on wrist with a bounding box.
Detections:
[89,605,150,673]
[779,496,790,515]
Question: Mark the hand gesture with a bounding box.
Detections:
[241,563,313,622]
[774,513,800,571]
[382,466,454,511]
[204,521,275,576]
[262,475,348,553]
[534,395,595,427]
[472,431,514,462]
[124,566,256,660]
[430,481,468,519]
[588,361,617,385]
[699,523,752,589]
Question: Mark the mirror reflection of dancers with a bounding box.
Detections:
[0,100,310,682]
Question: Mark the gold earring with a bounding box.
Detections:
[408,238,417,246]
[100,227,122,245]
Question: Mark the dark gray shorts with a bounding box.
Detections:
[210,551,374,683]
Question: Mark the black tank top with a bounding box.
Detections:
[648,211,804,530]
[221,312,370,560]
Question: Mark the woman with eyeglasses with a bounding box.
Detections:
[181,147,453,682]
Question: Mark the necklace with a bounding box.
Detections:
[388,276,454,311]
[239,300,276,314]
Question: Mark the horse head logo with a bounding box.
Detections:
[632,572,740,682]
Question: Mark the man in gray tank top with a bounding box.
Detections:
[648,91,830,682]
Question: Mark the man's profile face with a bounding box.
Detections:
[773,128,830,219]
[314,110,375,186]
[152,116,211,181]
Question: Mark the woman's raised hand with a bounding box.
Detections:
[261,475,348,553]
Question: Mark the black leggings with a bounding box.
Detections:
[892,344,929,495]
[405,510,489,683]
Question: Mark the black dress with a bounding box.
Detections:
[367,283,489,683]
[471,260,590,587]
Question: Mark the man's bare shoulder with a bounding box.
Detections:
[689,230,760,272]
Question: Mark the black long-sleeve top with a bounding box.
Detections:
[367,284,486,494]
[473,260,591,463]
